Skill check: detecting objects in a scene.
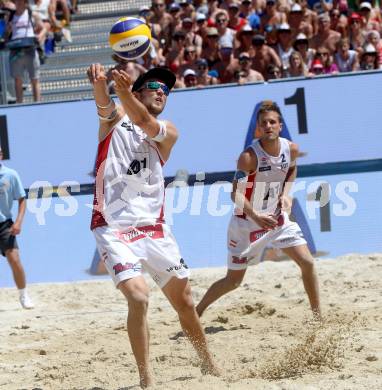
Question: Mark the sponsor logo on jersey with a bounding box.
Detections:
[166,258,188,273]
[232,256,248,264]
[121,121,134,131]
[259,166,271,172]
[117,224,164,243]
[113,262,141,275]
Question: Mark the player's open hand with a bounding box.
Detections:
[87,63,107,84]
[252,213,278,230]
[112,69,133,94]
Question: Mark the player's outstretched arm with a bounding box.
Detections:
[87,63,124,141]
[112,69,178,161]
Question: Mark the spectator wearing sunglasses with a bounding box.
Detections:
[315,46,338,73]
[309,58,324,76]
[168,2,182,32]
[366,30,382,68]
[235,51,264,84]
[212,44,236,83]
[227,1,247,31]
[215,10,236,49]
[178,0,195,20]
[310,12,340,54]
[235,24,255,57]
[251,34,282,79]
[288,3,313,40]
[165,30,186,72]
[151,0,173,46]
[348,12,365,53]
[360,43,380,70]
[178,45,199,77]
[260,0,287,34]
[329,8,347,38]
[195,58,219,86]
[181,17,203,56]
[195,12,208,40]
[202,27,221,68]
[294,32,315,69]
[266,63,282,79]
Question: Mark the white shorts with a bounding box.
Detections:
[93,223,190,288]
[227,212,307,270]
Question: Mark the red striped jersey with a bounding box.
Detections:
[91,115,165,230]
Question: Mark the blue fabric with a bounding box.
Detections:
[0,165,26,222]
[308,0,332,8]
[248,13,261,30]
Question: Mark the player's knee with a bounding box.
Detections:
[225,271,245,290]
[298,256,315,272]
[127,291,149,314]
[174,292,195,315]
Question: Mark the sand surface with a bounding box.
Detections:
[1,254,381,390]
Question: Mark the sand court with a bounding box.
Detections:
[1,254,381,389]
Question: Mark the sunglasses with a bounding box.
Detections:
[217,19,227,23]
[139,81,170,96]
[239,57,250,62]
[185,50,196,54]
[317,52,329,56]
[153,3,164,7]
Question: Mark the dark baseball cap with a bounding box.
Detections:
[132,67,176,92]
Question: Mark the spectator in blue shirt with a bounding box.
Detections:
[0,148,33,309]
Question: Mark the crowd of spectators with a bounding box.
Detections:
[126,0,382,89]
[0,0,75,103]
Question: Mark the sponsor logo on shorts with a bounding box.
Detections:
[259,166,271,172]
[250,229,268,242]
[279,236,295,244]
[117,224,164,244]
[232,256,248,264]
[166,258,188,273]
[113,262,141,275]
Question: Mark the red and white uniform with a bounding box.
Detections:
[228,137,306,270]
[91,115,189,287]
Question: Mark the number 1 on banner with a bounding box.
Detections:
[285,88,308,134]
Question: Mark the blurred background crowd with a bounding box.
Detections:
[0,0,381,103]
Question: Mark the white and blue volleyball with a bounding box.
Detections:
[109,17,152,60]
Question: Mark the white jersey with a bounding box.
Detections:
[239,137,291,217]
[11,10,35,40]
[91,115,166,230]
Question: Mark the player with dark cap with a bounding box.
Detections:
[87,64,220,387]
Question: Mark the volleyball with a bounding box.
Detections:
[109,17,152,60]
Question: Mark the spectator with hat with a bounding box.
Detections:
[288,3,314,39]
[165,30,187,72]
[195,12,208,40]
[334,37,359,72]
[201,27,221,68]
[234,51,264,83]
[195,58,219,85]
[181,17,203,55]
[276,23,294,74]
[310,12,341,54]
[260,0,287,34]
[168,2,182,31]
[212,43,237,83]
[309,58,324,75]
[251,33,282,78]
[235,24,255,57]
[359,42,379,70]
[179,0,196,20]
[348,12,366,52]
[358,2,380,31]
[365,29,382,67]
[183,68,198,87]
[294,32,315,68]
[227,1,247,31]
[314,46,339,73]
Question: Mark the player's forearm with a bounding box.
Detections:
[282,165,297,197]
[15,198,26,225]
[231,191,258,220]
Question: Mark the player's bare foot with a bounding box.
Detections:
[201,361,221,376]
[139,375,154,388]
